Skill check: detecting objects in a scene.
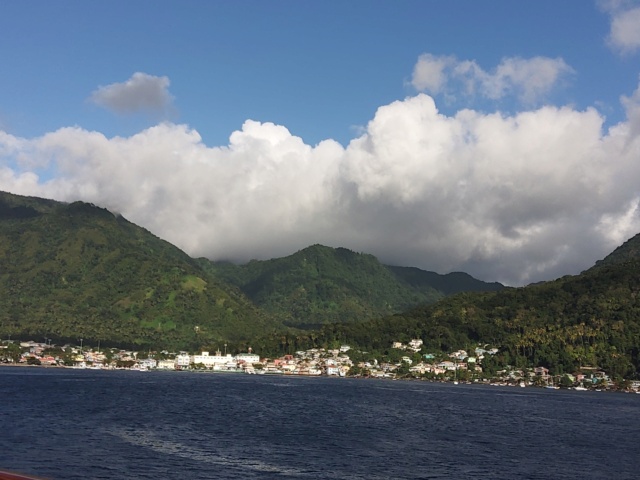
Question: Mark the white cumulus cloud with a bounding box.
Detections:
[411,53,574,105]
[2,81,640,286]
[601,0,640,54]
[89,72,174,114]
[410,54,456,94]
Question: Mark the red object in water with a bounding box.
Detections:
[0,470,47,480]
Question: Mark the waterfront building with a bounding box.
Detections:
[236,352,260,365]
[139,358,157,369]
[191,350,235,369]
[157,359,176,370]
[175,354,190,369]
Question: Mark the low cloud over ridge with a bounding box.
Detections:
[2,84,640,286]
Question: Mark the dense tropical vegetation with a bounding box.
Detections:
[0,191,278,350]
[2,190,639,379]
[201,244,502,329]
[0,191,498,351]
[251,238,640,379]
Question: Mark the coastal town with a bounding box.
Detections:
[2,337,639,393]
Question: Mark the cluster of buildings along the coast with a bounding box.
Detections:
[0,341,354,376]
[2,339,639,392]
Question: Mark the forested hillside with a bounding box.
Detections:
[0,192,278,349]
[386,266,504,296]
[591,232,640,269]
[256,250,640,378]
[0,191,503,350]
[202,244,504,329]
[5,189,639,381]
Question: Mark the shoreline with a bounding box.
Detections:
[1,363,635,394]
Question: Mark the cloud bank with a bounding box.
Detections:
[89,72,174,114]
[410,54,574,104]
[2,77,640,286]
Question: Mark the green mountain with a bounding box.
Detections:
[201,244,504,329]
[591,232,640,269]
[0,191,504,350]
[294,235,640,379]
[0,191,278,349]
[4,189,639,379]
[386,266,504,296]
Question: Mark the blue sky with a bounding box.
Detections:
[1,0,640,285]
[2,1,635,145]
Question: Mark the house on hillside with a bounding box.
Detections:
[534,366,550,378]
[438,360,456,371]
[449,350,467,360]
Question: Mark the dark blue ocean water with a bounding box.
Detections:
[1,367,639,480]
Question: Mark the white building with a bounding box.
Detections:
[236,352,260,365]
[139,358,157,369]
[450,350,468,360]
[157,359,176,370]
[191,351,237,369]
[175,354,191,368]
[438,360,457,371]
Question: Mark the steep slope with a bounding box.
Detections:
[591,232,640,269]
[0,191,278,349]
[301,234,640,378]
[203,244,503,329]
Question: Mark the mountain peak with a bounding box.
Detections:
[591,232,640,270]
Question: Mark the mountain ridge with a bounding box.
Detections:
[0,191,279,349]
[3,188,640,381]
[285,242,640,378]
[202,243,504,329]
[591,232,640,270]
[0,190,503,348]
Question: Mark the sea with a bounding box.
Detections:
[1,367,639,480]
